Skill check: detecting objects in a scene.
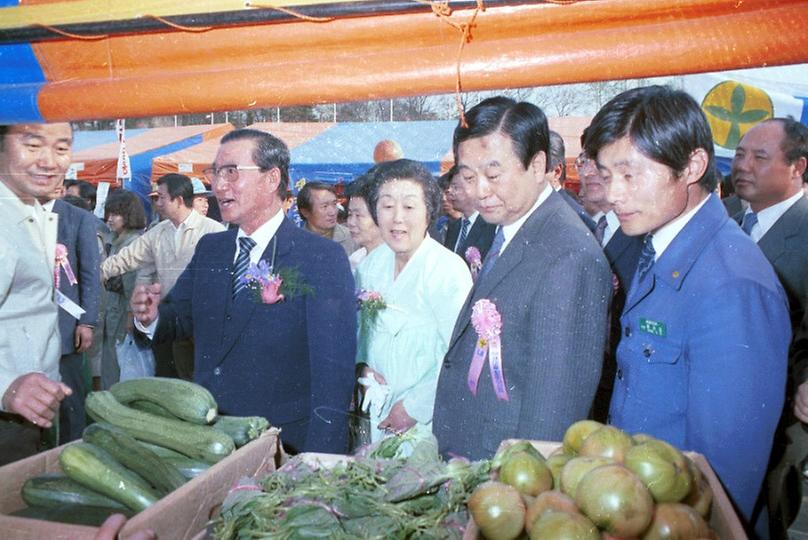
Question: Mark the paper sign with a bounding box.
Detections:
[55,290,86,320]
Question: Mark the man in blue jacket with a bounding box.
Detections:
[584,85,790,526]
[132,129,356,454]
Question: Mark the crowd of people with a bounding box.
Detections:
[1,85,807,538]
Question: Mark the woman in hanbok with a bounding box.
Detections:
[355,159,472,445]
[345,172,383,274]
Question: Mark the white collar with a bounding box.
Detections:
[463,210,480,225]
[42,199,56,212]
[745,191,804,242]
[501,184,553,251]
[236,210,285,264]
[651,193,710,260]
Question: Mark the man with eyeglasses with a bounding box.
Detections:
[442,165,497,265]
[131,129,357,454]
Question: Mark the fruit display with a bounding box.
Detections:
[12,378,270,527]
[467,421,717,540]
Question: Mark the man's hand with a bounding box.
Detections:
[377,399,416,435]
[795,381,808,423]
[74,324,94,353]
[2,373,72,427]
[95,513,155,540]
[131,283,161,326]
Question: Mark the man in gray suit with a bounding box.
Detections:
[38,183,101,443]
[732,117,808,537]
[432,97,612,460]
[0,123,74,465]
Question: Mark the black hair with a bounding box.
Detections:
[769,118,808,183]
[156,173,194,207]
[366,158,441,228]
[62,194,90,211]
[220,128,291,193]
[104,190,146,230]
[583,85,717,191]
[297,181,336,213]
[453,96,550,172]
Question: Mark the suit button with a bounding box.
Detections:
[616,369,623,380]
[225,315,232,321]
[624,326,631,337]
[643,347,653,358]
[213,367,222,376]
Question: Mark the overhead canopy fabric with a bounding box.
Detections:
[0,0,806,123]
[71,123,233,204]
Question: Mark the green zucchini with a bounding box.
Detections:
[213,415,270,447]
[21,473,128,511]
[86,391,234,464]
[110,377,218,424]
[12,505,132,526]
[83,423,186,495]
[139,442,212,479]
[59,442,160,512]
[128,399,179,420]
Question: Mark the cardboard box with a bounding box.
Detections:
[463,440,747,539]
[0,428,281,540]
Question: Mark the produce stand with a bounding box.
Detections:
[0,428,281,540]
[462,440,747,540]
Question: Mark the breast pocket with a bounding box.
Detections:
[623,337,686,415]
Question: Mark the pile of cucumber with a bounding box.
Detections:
[15,377,270,526]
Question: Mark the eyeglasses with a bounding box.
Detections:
[202,164,262,183]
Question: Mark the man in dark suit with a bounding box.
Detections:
[38,186,101,443]
[546,130,596,232]
[132,129,357,454]
[442,166,497,266]
[732,117,808,537]
[432,97,612,460]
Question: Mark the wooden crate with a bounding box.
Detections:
[463,440,746,539]
[0,429,280,540]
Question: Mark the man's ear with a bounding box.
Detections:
[531,151,547,181]
[792,156,807,183]
[683,148,709,187]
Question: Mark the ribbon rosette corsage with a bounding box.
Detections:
[241,260,314,305]
[356,289,386,331]
[465,246,482,280]
[54,243,78,288]
[467,299,509,401]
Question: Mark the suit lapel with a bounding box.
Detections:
[758,197,808,261]
[216,219,293,362]
[445,219,460,251]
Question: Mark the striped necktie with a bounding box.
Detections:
[456,218,471,253]
[232,236,257,299]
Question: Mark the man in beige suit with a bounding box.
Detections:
[0,123,74,465]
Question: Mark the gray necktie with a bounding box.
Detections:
[232,236,257,299]
[741,212,758,236]
[594,215,608,245]
[478,227,505,279]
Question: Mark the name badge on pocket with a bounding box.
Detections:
[639,317,666,337]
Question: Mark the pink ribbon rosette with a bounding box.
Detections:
[465,246,482,280]
[54,243,78,288]
[467,298,509,401]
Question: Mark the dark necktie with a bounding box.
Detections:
[636,234,656,281]
[741,212,758,236]
[478,227,505,279]
[594,215,608,245]
[232,236,257,299]
[456,218,471,253]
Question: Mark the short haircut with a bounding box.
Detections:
[156,173,193,207]
[584,85,717,192]
[0,125,8,150]
[62,194,90,211]
[453,96,550,172]
[297,181,335,212]
[220,128,291,193]
[104,190,147,230]
[548,130,567,183]
[366,158,441,228]
[768,117,808,182]
[437,165,457,191]
[346,169,376,205]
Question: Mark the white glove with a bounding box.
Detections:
[358,376,390,418]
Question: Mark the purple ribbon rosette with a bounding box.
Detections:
[467,298,509,401]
